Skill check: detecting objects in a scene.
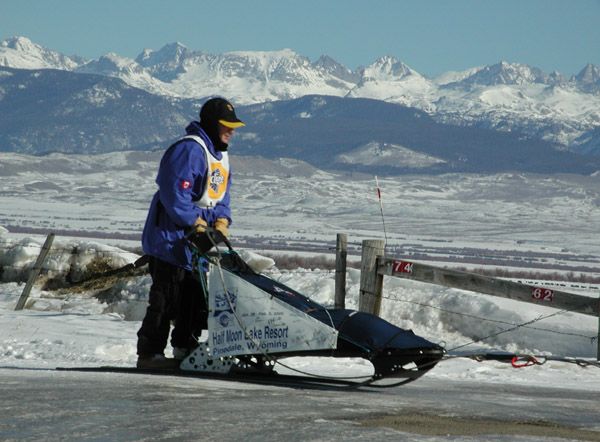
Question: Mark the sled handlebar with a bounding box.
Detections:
[185,227,233,254]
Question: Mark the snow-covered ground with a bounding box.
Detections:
[1,150,599,395]
[0,229,598,393]
[2,151,600,259]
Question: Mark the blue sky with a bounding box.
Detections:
[1,0,598,77]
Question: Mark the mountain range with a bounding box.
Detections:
[1,36,599,169]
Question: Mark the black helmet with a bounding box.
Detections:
[199,97,245,128]
[199,97,244,151]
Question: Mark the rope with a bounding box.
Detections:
[511,355,543,368]
[381,294,598,343]
[387,351,600,374]
[446,308,583,353]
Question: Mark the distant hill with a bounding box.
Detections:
[0,66,197,154]
[1,66,598,175]
[238,95,600,174]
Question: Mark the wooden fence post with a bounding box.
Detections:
[15,233,55,311]
[358,239,385,315]
[334,233,347,310]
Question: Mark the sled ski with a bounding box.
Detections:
[56,361,427,390]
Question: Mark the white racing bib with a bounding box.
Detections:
[181,135,229,208]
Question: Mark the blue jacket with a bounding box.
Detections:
[142,122,232,270]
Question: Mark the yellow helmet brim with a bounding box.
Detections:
[219,119,245,129]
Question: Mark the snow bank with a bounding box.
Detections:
[1,236,599,390]
[0,235,138,283]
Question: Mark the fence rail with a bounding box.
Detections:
[378,258,599,318]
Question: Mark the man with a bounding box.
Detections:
[136,97,244,369]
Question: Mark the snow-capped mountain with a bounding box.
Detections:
[445,61,555,88]
[347,56,438,111]
[0,36,84,70]
[1,36,599,151]
[134,45,357,103]
[5,65,598,174]
[135,42,190,81]
[312,55,359,84]
[432,66,485,86]
[76,53,170,96]
[575,63,600,93]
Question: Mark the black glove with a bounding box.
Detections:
[188,229,228,254]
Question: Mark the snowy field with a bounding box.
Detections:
[1,150,599,397]
[2,150,600,261]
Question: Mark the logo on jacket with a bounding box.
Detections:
[180,179,191,190]
[209,169,225,193]
[207,163,228,200]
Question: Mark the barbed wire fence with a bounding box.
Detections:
[2,234,598,350]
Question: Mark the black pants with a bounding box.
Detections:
[136,257,208,356]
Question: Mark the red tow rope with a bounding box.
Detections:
[511,355,543,368]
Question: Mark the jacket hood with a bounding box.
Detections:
[196,117,228,152]
[185,121,223,158]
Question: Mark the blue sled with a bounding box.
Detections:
[218,251,445,381]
